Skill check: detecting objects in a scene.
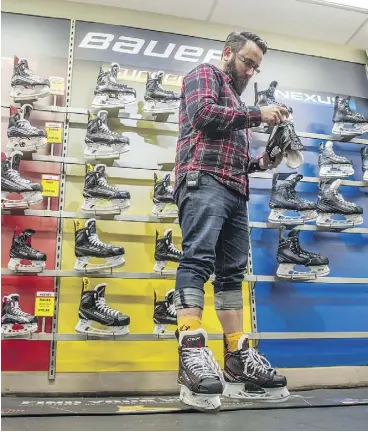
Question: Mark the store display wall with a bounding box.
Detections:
[1,12,367,386]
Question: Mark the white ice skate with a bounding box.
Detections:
[268,209,318,225]
[2,294,38,338]
[143,99,180,114]
[91,94,126,109]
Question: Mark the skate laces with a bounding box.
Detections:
[182,346,221,379]
[166,301,176,317]
[17,119,38,132]
[7,168,31,185]
[98,120,119,137]
[97,176,119,191]
[11,303,29,317]
[89,233,108,249]
[95,297,119,318]
[333,190,355,208]
[168,242,182,257]
[241,348,275,376]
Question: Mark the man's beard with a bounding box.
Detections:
[225,57,249,96]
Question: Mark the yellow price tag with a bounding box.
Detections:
[41,175,60,197]
[34,292,55,317]
[45,122,63,144]
[49,76,65,96]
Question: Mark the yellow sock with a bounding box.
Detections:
[224,332,243,351]
[178,316,201,333]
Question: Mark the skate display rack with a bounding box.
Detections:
[2,17,368,391]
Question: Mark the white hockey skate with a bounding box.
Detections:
[143,71,180,114]
[84,144,122,162]
[2,294,38,337]
[332,96,368,136]
[318,141,354,179]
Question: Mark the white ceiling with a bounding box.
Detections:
[65,0,368,49]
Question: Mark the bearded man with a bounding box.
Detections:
[173,31,290,412]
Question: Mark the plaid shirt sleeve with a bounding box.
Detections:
[183,63,262,132]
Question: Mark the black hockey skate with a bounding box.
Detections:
[75,278,130,336]
[316,179,363,228]
[74,219,125,273]
[318,141,354,178]
[81,163,131,215]
[144,71,180,114]
[153,289,177,337]
[276,228,330,280]
[255,81,293,113]
[1,151,43,209]
[92,63,136,108]
[154,229,183,274]
[152,173,177,217]
[269,173,317,224]
[223,334,289,401]
[2,293,38,337]
[178,329,223,412]
[10,58,50,101]
[266,121,304,169]
[8,226,47,273]
[361,145,368,181]
[84,110,130,161]
[7,105,47,152]
[332,95,368,136]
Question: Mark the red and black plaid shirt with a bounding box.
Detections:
[174,63,263,198]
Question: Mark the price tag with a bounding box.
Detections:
[49,77,65,96]
[41,175,60,197]
[34,292,55,317]
[45,122,63,144]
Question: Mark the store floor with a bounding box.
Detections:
[2,405,368,431]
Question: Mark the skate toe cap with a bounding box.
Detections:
[272,373,287,387]
[111,246,124,256]
[198,378,223,394]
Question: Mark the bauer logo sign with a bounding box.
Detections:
[74,21,222,74]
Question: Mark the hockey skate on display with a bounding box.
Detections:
[1,151,43,209]
[332,95,368,136]
[75,278,130,337]
[84,110,130,161]
[10,57,50,101]
[92,63,136,108]
[2,294,38,337]
[316,179,363,228]
[361,145,368,181]
[152,173,177,217]
[8,226,47,273]
[269,173,317,225]
[81,163,131,215]
[153,288,177,337]
[154,229,183,274]
[255,81,293,113]
[276,228,330,280]
[7,105,47,152]
[266,121,304,169]
[223,334,289,401]
[143,71,180,114]
[74,219,125,273]
[178,329,223,413]
[318,141,354,178]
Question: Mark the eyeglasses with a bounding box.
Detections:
[235,53,260,74]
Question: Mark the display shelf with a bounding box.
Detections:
[2,331,368,342]
[2,268,367,283]
[2,104,368,145]
[2,209,367,235]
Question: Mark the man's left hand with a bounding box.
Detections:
[259,152,283,170]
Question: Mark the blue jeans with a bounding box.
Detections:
[174,173,249,311]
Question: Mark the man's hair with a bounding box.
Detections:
[223,31,268,55]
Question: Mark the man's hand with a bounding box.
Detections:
[260,106,289,126]
[259,151,283,170]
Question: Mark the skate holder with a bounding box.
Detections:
[89,106,121,118]
[12,97,38,106]
[141,112,172,123]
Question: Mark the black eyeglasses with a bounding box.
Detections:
[235,53,260,74]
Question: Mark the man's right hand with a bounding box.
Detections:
[260,106,289,126]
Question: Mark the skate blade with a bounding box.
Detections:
[84,153,120,162]
[153,324,176,338]
[180,386,221,413]
[1,324,38,337]
[363,172,368,182]
[223,382,290,402]
[276,264,330,280]
[8,259,46,273]
[75,321,129,337]
[153,262,177,275]
[74,256,125,273]
[80,207,121,216]
[316,215,363,228]
[268,210,317,225]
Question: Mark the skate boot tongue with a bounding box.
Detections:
[95,164,107,176]
[330,179,342,192]
[237,334,250,351]
[164,229,173,243]
[288,229,300,240]
[9,293,20,302]
[86,219,97,234]
[20,104,33,121]
[180,329,207,348]
[98,110,108,123]
[325,141,333,150]
[95,283,107,297]
[10,151,23,171]
[23,229,36,246]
